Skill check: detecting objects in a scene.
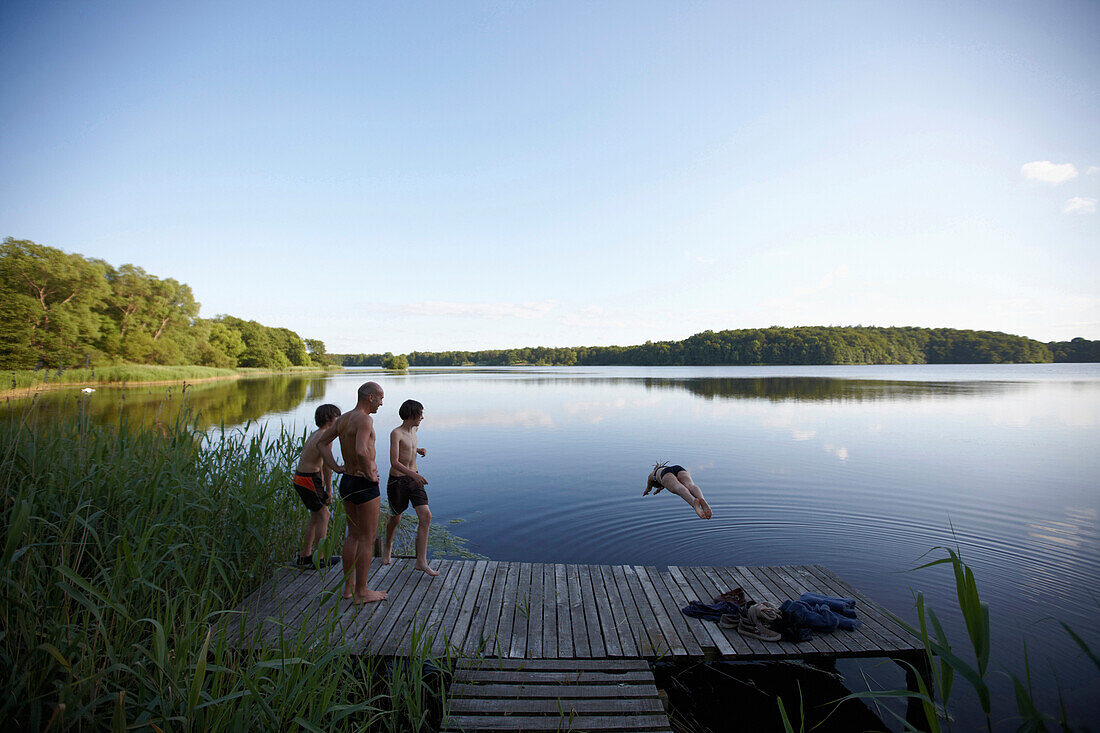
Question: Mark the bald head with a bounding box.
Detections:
[357,381,383,403]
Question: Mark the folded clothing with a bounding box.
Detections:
[799,592,858,618]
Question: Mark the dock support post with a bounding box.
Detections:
[894,652,934,732]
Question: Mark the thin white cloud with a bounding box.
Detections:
[684,249,715,265]
[818,264,850,289]
[1063,196,1097,214]
[1087,166,1100,175]
[1021,161,1078,184]
[391,300,557,320]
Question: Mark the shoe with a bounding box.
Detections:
[717,587,753,607]
[320,556,342,567]
[295,555,314,568]
[737,604,782,641]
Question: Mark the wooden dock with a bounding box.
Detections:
[224,558,921,664]
[223,559,924,731]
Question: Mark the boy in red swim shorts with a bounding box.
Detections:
[291,403,344,567]
[381,399,437,576]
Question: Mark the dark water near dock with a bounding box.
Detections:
[9,364,1099,729]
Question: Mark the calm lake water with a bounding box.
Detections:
[10,364,1099,728]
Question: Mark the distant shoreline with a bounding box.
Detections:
[1,365,339,399]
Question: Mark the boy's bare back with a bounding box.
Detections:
[297,428,331,473]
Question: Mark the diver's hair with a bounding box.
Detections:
[399,399,423,420]
[357,381,382,402]
[314,403,341,427]
[652,460,670,476]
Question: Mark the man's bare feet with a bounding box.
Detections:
[353,589,387,604]
[380,554,391,565]
[414,562,440,577]
[692,498,708,519]
[698,497,713,519]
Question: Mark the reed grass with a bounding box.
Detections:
[784,545,1099,732]
[0,407,449,730]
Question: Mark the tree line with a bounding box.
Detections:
[0,238,329,370]
[338,326,1096,367]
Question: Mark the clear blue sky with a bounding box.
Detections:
[2,1,1097,353]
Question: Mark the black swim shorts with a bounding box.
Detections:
[339,474,380,505]
[292,470,328,512]
[387,474,429,513]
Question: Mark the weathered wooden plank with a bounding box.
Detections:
[462,560,501,656]
[542,563,559,658]
[564,564,588,658]
[329,558,404,649]
[611,564,657,657]
[448,683,660,699]
[389,559,455,656]
[554,563,574,659]
[638,566,702,659]
[468,561,510,657]
[665,565,740,657]
[526,563,546,658]
[238,567,321,641]
[657,566,719,653]
[509,562,533,659]
[448,560,492,655]
[447,697,666,714]
[365,562,435,652]
[600,564,641,657]
[346,559,422,650]
[586,564,620,657]
[430,559,478,656]
[442,713,672,731]
[455,669,656,684]
[376,560,450,656]
[455,658,651,671]
[490,561,520,657]
[574,564,604,658]
[258,566,346,647]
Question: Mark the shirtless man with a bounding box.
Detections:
[291,403,344,567]
[644,461,713,519]
[332,381,388,603]
[381,399,438,576]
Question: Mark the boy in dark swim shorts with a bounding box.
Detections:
[292,404,344,567]
[381,400,437,575]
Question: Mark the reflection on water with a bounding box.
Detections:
[4,364,1099,726]
[1,374,327,429]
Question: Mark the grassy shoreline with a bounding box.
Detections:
[1,363,342,398]
[0,408,462,730]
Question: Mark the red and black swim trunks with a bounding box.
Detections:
[292,470,329,512]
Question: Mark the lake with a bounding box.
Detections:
[9,363,1099,729]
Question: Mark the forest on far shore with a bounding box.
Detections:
[338,329,1099,368]
[0,238,330,371]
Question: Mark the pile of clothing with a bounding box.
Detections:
[681,588,861,643]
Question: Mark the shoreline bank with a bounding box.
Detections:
[1,366,341,399]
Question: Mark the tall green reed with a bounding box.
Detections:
[825,546,1098,732]
[0,407,448,730]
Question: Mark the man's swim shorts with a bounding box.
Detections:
[292,470,328,512]
[387,474,429,514]
[339,474,380,505]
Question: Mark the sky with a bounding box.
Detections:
[1,0,1098,354]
